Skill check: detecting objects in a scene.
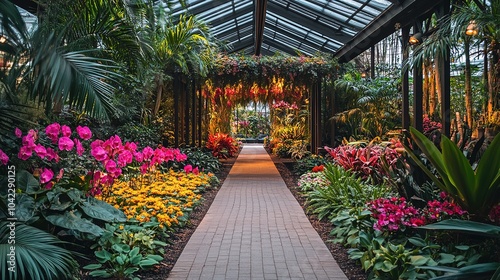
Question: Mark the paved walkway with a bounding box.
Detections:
[167,144,348,280]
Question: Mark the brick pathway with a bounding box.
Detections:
[167,144,348,280]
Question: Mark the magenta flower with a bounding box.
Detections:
[140,163,149,174]
[74,139,85,156]
[90,140,104,149]
[40,168,54,184]
[76,126,92,140]
[134,152,144,162]
[0,149,9,165]
[34,144,47,159]
[142,147,154,160]
[124,142,137,152]
[61,125,72,137]
[22,134,37,149]
[193,167,200,175]
[117,150,133,167]
[58,137,75,151]
[18,146,33,160]
[184,164,193,173]
[45,147,58,162]
[91,146,108,161]
[15,127,22,138]
[45,123,61,143]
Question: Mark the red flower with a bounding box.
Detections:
[312,165,324,172]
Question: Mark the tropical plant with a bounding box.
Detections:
[305,163,391,220]
[420,219,500,279]
[0,1,122,134]
[206,133,239,159]
[0,221,79,280]
[407,126,500,218]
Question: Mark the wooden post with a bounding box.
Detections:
[402,25,410,131]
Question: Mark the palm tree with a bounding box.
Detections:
[150,14,219,117]
[407,0,500,129]
[0,0,122,138]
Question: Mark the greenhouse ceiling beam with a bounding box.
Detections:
[254,0,268,56]
[264,24,326,54]
[230,37,254,53]
[335,0,448,63]
[180,0,228,15]
[208,4,253,27]
[263,36,304,56]
[266,1,352,45]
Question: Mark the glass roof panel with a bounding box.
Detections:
[170,0,394,56]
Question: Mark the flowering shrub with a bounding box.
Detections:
[206,133,240,159]
[272,100,299,110]
[4,123,187,197]
[367,197,423,232]
[297,171,328,192]
[367,193,468,233]
[324,144,400,183]
[98,169,214,228]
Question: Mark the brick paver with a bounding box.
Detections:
[167,144,348,280]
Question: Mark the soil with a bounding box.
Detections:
[80,148,367,280]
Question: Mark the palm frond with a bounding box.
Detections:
[0,221,78,280]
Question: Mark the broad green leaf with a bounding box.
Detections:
[421,219,500,238]
[83,264,102,270]
[79,197,127,222]
[411,255,431,266]
[410,127,450,185]
[44,211,104,236]
[440,136,475,205]
[14,194,36,222]
[475,133,500,211]
[16,170,41,194]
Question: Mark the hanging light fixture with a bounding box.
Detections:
[409,32,422,45]
[465,20,478,36]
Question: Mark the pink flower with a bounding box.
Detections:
[193,167,200,175]
[140,163,149,174]
[45,147,58,162]
[40,168,54,184]
[124,142,137,152]
[90,140,103,149]
[58,137,74,151]
[142,147,154,160]
[74,139,84,156]
[0,149,9,165]
[61,125,72,137]
[184,165,193,173]
[56,169,64,181]
[45,123,61,143]
[22,134,36,149]
[34,144,47,159]
[15,128,22,138]
[91,146,108,162]
[44,181,54,190]
[18,146,33,160]
[76,126,92,140]
[117,150,133,167]
[105,160,122,178]
[134,152,144,162]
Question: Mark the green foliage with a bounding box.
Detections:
[85,221,166,279]
[330,208,374,247]
[305,163,391,220]
[420,220,500,279]
[0,221,78,280]
[114,123,162,148]
[176,147,222,173]
[0,170,127,240]
[407,127,500,217]
[293,154,328,175]
[350,234,441,280]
